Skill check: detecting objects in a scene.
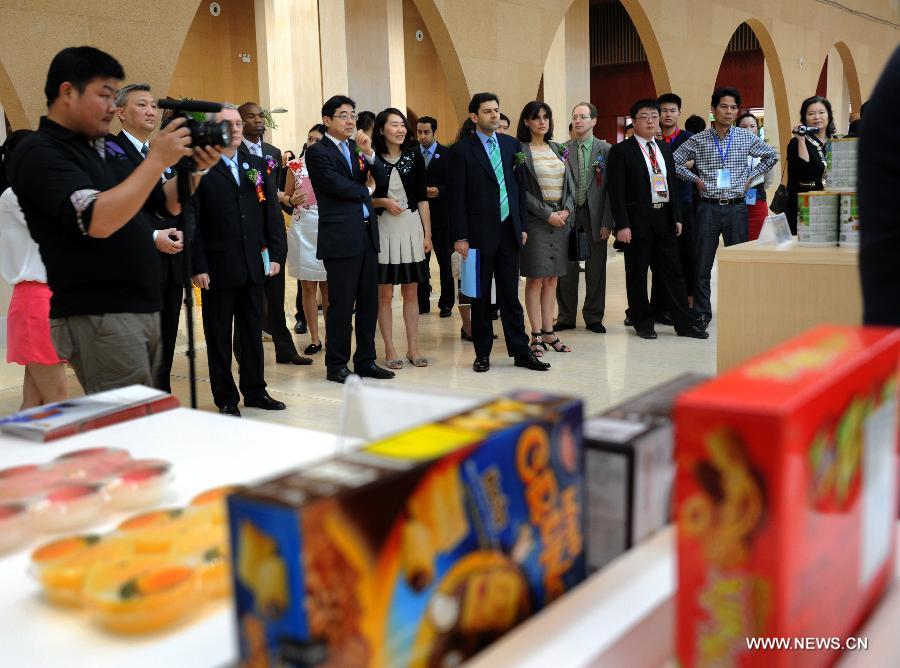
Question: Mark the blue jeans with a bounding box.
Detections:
[694,200,748,319]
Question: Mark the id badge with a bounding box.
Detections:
[745,189,757,206]
[652,172,668,193]
[716,168,731,189]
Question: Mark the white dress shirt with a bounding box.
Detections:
[121,129,147,156]
[0,188,47,284]
[635,135,669,204]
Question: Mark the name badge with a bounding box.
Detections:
[652,173,668,197]
[716,168,731,189]
[745,189,757,206]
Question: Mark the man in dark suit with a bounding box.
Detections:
[305,95,394,384]
[859,46,900,325]
[416,116,454,317]
[607,99,708,341]
[191,104,288,416]
[110,83,185,392]
[237,101,310,365]
[450,92,549,373]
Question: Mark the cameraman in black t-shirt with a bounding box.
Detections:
[10,46,220,394]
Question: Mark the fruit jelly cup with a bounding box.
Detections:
[105,460,174,511]
[0,503,30,553]
[32,483,107,533]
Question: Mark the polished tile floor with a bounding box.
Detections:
[0,251,717,431]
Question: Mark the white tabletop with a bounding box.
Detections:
[0,408,343,668]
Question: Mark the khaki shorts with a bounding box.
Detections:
[50,312,162,394]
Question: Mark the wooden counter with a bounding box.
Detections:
[716,240,862,372]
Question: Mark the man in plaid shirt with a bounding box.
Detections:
[673,87,777,329]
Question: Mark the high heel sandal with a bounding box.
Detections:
[530,332,546,357]
[541,330,571,353]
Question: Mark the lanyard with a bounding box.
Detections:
[712,129,733,166]
[640,140,662,174]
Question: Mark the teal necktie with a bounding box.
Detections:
[487,136,509,221]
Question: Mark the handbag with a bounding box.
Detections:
[768,165,788,214]
[568,223,591,261]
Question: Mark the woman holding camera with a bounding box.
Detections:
[786,95,834,234]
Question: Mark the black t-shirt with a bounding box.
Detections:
[9,117,163,318]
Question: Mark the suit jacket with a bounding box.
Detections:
[520,141,575,228]
[305,136,386,259]
[607,136,681,239]
[105,131,184,284]
[191,149,286,289]
[449,132,527,251]
[422,142,450,230]
[564,137,613,241]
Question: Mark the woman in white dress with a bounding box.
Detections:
[285,124,328,355]
[371,109,433,368]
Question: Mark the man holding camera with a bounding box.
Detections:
[9,46,219,395]
[191,104,288,416]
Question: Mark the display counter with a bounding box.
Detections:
[716,241,861,372]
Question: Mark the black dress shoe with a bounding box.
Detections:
[327,366,352,384]
[473,357,490,372]
[293,320,307,334]
[555,321,575,332]
[695,313,711,331]
[244,394,287,410]
[304,342,323,355]
[490,308,499,321]
[460,328,473,342]
[635,328,658,340]
[276,354,313,365]
[355,362,395,379]
[586,322,607,334]
[218,405,241,417]
[655,312,674,327]
[419,305,431,315]
[677,324,710,339]
[624,317,632,327]
[439,307,452,318]
[514,350,551,370]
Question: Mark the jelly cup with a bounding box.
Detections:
[32,483,106,533]
[0,503,30,553]
[104,459,173,510]
[50,448,131,480]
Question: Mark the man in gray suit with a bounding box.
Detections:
[556,102,613,333]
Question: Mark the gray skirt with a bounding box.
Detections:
[520,216,570,278]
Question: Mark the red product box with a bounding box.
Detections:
[675,325,900,667]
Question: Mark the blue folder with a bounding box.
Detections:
[460,248,480,298]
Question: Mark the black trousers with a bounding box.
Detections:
[202,282,267,407]
[623,207,694,333]
[650,200,695,316]
[471,224,529,359]
[262,269,299,360]
[154,274,184,393]
[322,235,378,371]
[294,280,306,324]
[417,224,455,311]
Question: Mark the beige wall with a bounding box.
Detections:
[346,0,407,113]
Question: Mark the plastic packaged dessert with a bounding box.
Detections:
[0,502,30,553]
[229,392,584,668]
[675,326,900,667]
[0,448,174,546]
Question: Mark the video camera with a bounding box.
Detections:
[157,98,231,148]
[795,125,821,136]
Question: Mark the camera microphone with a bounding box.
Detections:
[157,99,223,114]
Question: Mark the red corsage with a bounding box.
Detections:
[247,168,266,203]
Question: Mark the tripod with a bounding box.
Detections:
[175,162,199,409]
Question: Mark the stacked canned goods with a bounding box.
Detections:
[798,137,858,248]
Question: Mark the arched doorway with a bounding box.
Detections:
[815,42,863,135]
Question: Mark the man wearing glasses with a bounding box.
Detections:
[191,104,288,416]
[305,95,392,384]
[556,102,614,334]
[607,99,708,341]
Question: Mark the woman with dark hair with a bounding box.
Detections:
[516,101,575,355]
[786,95,834,234]
[0,130,68,408]
[372,108,433,368]
[736,112,775,240]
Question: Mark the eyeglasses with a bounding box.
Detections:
[634,114,659,122]
[332,112,358,121]
[571,114,594,121]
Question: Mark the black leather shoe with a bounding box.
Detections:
[293,320,307,334]
[218,405,241,417]
[419,304,431,315]
[555,321,575,332]
[514,350,551,370]
[473,357,490,372]
[355,363,395,379]
[624,317,633,327]
[677,324,710,339]
[695,313,711,331]
[276,354,313,365]
[586,322,607,334]
[655,312,674,327]
[244,394,287,410]
[635,328,658,340]
[326,366,352,384]
[490,309,499,321]
[439,307,452,318]
[304,342,323,355]
[460,327,473,342]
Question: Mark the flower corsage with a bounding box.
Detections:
[353,145,366,173]
[593,154,605,185]
[265,155,277,176]
[247,168,266,202]
[513,151,526,170]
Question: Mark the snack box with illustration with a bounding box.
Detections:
[584,373,708,570]
[675,325,900,667]
[227,392,584,668]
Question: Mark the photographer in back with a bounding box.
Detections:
[10,46,220,394]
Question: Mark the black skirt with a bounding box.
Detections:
[378,259,428,285]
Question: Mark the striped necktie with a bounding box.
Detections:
[487,136,509,221]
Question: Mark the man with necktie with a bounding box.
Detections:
[304,95,393,384]
[450,92,549,373]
